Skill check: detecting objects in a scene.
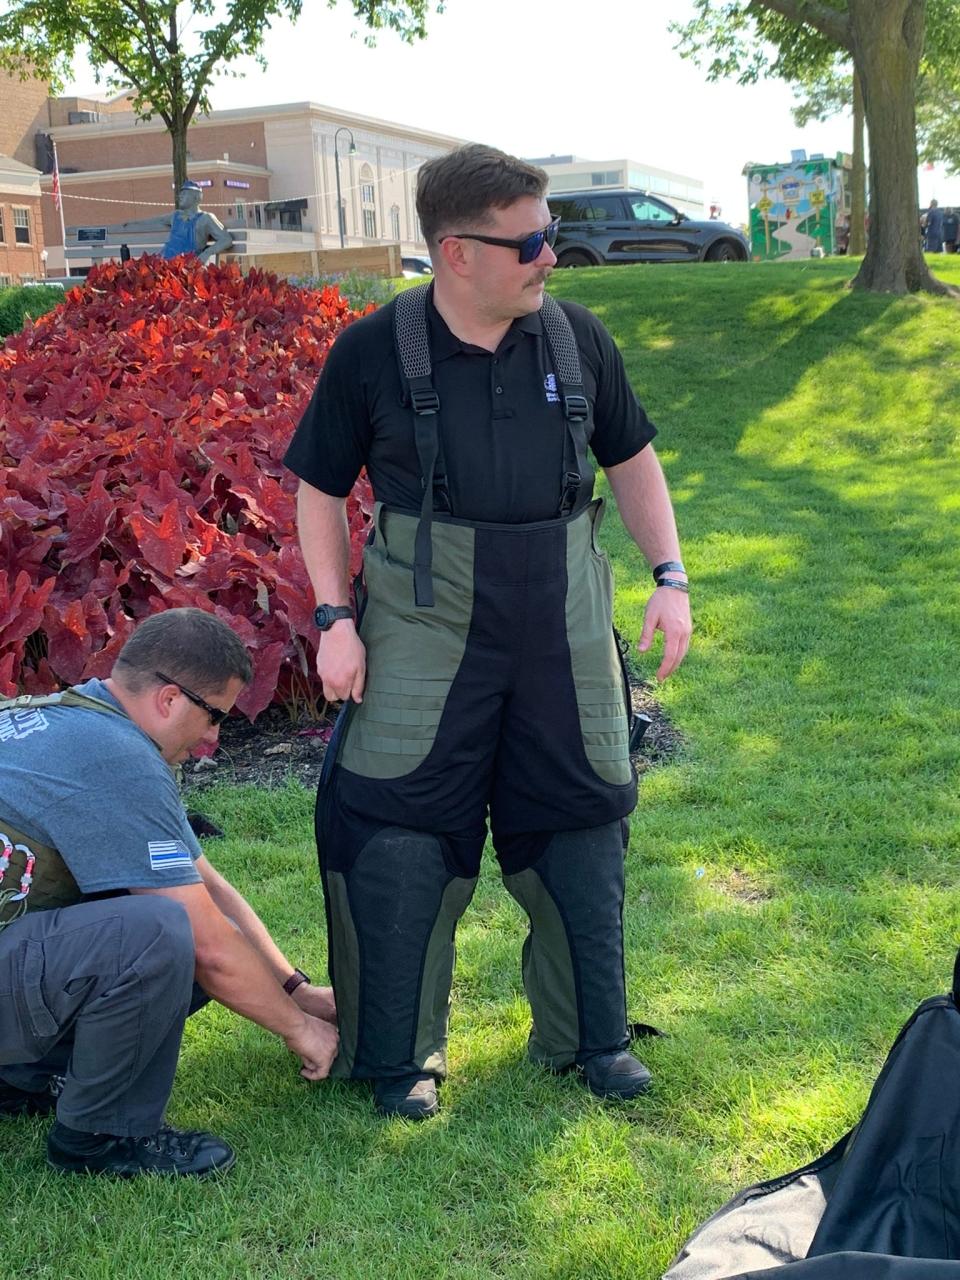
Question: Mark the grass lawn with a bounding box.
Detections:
[4,257,960,1279]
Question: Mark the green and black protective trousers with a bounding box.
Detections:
[316,499,638,1082]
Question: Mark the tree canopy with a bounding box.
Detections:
[672,0,960,294]
[0,1,441,190]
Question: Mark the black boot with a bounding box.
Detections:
[47,1120,236,1177]
[580,1050,652,1099]
[373,1073,440,1120]
[0,1074,64,1118]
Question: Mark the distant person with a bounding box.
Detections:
[835,214,850,255]
[942,207,959,254]
[0,609,338,1178]
[923,200,944,253]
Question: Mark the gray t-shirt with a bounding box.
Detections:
[0,678,202,895]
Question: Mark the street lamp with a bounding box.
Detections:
[333,126,357,249]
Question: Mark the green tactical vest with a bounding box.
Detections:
[0,689,126,934]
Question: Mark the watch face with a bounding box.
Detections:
[314,605,350,630]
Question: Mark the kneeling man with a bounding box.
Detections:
[0,608,338,1176]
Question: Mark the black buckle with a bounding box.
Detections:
[559,470,581,515]
[563,394,588,422]
[410,388,440,415]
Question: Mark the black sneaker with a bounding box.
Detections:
[0,1074,64,1118]
[47,1120,236,1177]
[580,1050,652,1100]
[373,1073,439,1120]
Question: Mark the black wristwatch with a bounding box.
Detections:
[313,604,354,631]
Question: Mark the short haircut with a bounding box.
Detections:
[113,608,253,695]
[416,144,548,245]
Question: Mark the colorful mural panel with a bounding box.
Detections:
[744,154,851,261]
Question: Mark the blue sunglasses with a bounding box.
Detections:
[440,216,561,265]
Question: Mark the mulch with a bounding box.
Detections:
[185,680,683,792]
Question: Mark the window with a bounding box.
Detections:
[0,274,11,288]
[390,204,401,242]
[569,194,624,220]
[630,198,676,223]
[0,208,4,242]
[13,207,31,244]
[548,195,624,222]
[590,170,620,186]
[359,165,377,240]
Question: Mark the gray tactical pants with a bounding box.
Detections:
[0,896,196,1136]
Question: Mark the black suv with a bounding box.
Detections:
[546,189,749,266]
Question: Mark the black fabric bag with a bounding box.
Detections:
[664,953,960,1279]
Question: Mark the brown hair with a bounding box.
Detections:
[416,144,548,245]
[113,607,252,695]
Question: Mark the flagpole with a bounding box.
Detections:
[51,137,67,261]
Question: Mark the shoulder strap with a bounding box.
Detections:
[0,689,126,719]
[539,295,590,517]
[394,284,448,608]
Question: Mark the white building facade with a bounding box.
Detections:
[531,155,706,219]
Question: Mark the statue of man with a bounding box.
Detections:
[116,180,233,263]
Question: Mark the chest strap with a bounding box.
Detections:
[393,284,591,607]
[394,284,447,608]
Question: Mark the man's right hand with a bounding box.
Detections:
[317,621,367,703]
[286,1013,340,1081]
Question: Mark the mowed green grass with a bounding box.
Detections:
[4,257,960,1279]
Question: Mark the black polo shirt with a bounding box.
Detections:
[283,287,657,524]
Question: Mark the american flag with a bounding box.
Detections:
[51,146,61,212]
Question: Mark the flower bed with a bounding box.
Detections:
[0,255,372,720]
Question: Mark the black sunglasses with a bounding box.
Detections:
[439,216,561,265]
[155,671,229,727]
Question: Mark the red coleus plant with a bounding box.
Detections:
[0,255,373,720]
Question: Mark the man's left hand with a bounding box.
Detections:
[637,587,692,680]
[292,983,338,1025]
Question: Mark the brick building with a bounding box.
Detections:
[0,68,465,276]
[0,70,48,283]
[32,97,463,273]
[0,156,44,286]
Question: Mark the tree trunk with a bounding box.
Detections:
[170,116,188,193]
[849,69,867,255]
[849,0,950,293]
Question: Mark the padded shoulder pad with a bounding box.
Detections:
[394,283,433,381]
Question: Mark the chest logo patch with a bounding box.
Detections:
[0,709,49,743]
[544,373,560,404]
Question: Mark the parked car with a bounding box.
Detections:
[546,190,749,266]
[401,255,433,277]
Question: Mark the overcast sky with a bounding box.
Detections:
[64,0,960,222]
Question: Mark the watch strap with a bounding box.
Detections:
[653,560,686,583]
[282,968,310,995]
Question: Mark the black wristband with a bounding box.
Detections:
[656,577,690,593]
[653,560,685,583]
[283,968,311,995]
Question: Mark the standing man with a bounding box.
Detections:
[923,199,944,253]
[0,608,338,1176]
[285,145,691,1121]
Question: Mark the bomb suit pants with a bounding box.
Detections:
[317,500,638,1081]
